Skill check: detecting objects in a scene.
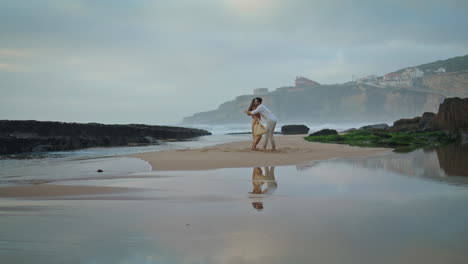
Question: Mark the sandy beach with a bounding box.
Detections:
[127,135,393,171]
[0,184,145,198]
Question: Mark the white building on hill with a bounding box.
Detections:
[380,68,424,87]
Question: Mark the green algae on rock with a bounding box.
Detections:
[305,130,456,152]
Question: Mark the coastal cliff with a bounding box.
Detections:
[421,72,468,98]
[0,120,211,155]
[184,54,468,125]
[183,83,445,124]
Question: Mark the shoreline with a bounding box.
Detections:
[126,135,393,171]
[0,135,393,199]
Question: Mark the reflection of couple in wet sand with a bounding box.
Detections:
[244,97,278,151]
[249,167,277,211]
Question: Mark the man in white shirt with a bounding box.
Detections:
[245,97,278,151]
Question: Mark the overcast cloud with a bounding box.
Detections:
[1,0,467,124]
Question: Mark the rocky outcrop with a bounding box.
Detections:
[0,120,211,155]
[281,125,310,135]
[359,123,389,130]
[384,97,468,144]
[389,112,436,131]
[307,97,467,149]
[309,129,338,137]
[427,97,468,143]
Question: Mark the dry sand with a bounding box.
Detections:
[127,135,393,171]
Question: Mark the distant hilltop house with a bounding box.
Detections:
[295,76,320,87]
[253,88,269,95]
[379,68,424,87]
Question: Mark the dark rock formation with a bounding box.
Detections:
[359,123,389,130]
[387,97,467,144]
[281,125,310,135]
[389,112,436,132]
[428,97,468,143]
[0,120,211,155]
[307,97,467,149]
[391,116,422,131]
[420,112,437,128]
[309,129,338,137]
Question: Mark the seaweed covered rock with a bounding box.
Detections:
[305,130,454,151]
[359,123,389,130]
[309,129,338,137]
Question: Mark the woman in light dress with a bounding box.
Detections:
[248,98,262,150]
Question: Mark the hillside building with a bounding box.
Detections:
[295,76,320,87]
[380,68,424,87]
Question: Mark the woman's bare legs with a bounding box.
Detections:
[251,118,262,150]
[250,138,257,150]
[253,135,262,150]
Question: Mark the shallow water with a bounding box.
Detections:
[184,122,375,136]
[0,134,250,160]
[1,143,468,263]
[0,134,250,186]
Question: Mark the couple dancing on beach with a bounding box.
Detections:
[244,97,277,151]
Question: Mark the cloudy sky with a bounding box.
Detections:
[1,0,467,124]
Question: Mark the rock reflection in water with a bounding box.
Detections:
[436,143,468,177]
[249,167,277,211]
[342,143,468,186]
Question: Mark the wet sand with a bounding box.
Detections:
[0,184,145,198]
[2,138,466,263]
[126,135,392,170]
[1,162,468,263]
